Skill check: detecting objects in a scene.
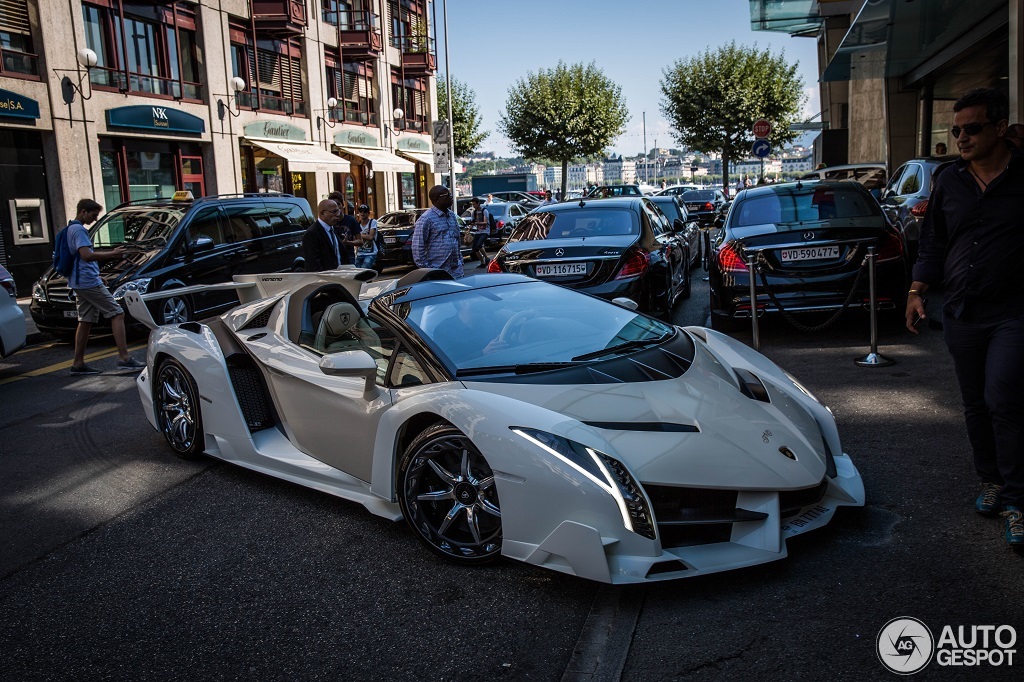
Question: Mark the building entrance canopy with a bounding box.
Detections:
[337,146,415,173]
[246,139,351,173]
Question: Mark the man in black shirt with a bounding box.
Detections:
[907,87,1024,549]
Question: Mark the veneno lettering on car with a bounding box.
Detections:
[536,263,588,277]
[779,246,840,262]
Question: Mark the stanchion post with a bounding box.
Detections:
[747,254,760,351]
[702,227,711,271]
[854,246,895,367]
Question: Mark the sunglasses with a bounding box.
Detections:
[950,121,992,138]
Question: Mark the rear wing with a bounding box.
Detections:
[122,282,257,330]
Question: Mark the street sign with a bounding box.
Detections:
[752,139,771,158]
[433,145,451,173]
[431,120,451,145]
[690,165,699,173]
[752,119,772,138]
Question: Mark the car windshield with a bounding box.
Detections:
[682,190,716,202]
[399,281,674,372]
[379,212,420,228]
[90,206,186,247]
[731,186,881,232]
[507,209,636,242]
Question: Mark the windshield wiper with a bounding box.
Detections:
[571,332,672,362]
[455,362,579,378]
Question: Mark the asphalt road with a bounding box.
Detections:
[1,267,1021,681]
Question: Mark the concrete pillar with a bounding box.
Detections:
[1011,0,1023,122]
[885,77,920,171]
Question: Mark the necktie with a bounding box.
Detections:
[328,226,340,265]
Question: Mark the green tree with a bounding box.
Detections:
[660,43,803,192]
[437,76,488,157]
[499,61,629,198]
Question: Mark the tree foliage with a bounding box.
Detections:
[660,43,803,190]
[437,76,487,157]
[499,61,629,196]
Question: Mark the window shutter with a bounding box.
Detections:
[0,0,31,35]
[257,49,280,91]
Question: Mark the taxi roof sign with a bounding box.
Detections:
[171,190,194,202]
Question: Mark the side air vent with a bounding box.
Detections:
[226,357,275,432]
[179,322,202,334]
[734,367,770,403]
[240,304,275,330]
[583,422,699,433]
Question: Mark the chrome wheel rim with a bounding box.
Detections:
[162,296,188,325]
[157,364,196,453]
[404,435,501,559]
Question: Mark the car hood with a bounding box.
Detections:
[42,247,159,288]
[469,338,827,490]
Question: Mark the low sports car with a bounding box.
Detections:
[126,268,864,584]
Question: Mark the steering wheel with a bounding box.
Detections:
[497,311,532,346]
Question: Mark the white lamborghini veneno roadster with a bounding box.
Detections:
[127,268,864,584]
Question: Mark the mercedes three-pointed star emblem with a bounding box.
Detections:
[555,248,564,257]
[803,231,815,241]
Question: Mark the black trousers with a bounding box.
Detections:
[943,312,1024,507]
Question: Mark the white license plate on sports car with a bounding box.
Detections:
[63,310,78,319]
[535,263,587,277]
[384,237,398,244]
[780,246,840,262]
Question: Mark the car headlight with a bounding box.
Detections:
[32,281,47,302]
[112,278,151,301]
[512,427,656,540]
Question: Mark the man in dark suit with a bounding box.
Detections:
[303,199,343,271]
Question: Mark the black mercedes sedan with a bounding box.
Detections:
[708,181,908,332]
[647,194,702,270]
[680,189,728,226]
[486,196,691,318]
[375,209,470,269]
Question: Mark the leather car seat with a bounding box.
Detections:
[315,302,360,351]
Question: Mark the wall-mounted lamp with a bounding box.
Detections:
[315,97,340,130]
[383,107,405,139]
[55,48,98,105]
[216,77,247,120]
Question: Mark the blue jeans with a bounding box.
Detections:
[355,253,377,269]
[943,312,1024,506]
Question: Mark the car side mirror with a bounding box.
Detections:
[319,350,380,400]
[672,218,687,232]
[189,236,215,254]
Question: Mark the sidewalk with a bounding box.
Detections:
[16,297,44,344]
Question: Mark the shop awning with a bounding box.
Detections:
[336,146,415,173]
[247,139,350,173]
[396,149,434,171]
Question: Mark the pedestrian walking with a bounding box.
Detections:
[906,87,1024,549]
[412,185,464,279]
[64,199,144,375]
[303,199,343,271]
[353,204,379,270]
[467,197,490,268]
[328,191,360,265]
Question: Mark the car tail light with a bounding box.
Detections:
[486,258,501,273]
[909,199,929,217]
[875,230,905,262]
[615,250,649,280]
[718,243,746,272]
[704,202,714,211]
[496,220,505,230]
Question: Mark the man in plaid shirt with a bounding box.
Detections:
[412,185,464,278]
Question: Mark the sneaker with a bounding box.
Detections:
[70,364,101,375]
[1001,505,1024,547]
[976,483,1003,517]
[116,357,145,371]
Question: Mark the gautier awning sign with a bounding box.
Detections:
[106,105,205,134]
[0,88,40,119]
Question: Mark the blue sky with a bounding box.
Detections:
[435,0,820,158]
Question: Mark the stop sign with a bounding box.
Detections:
[753,119,772,138]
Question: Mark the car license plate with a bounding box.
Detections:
[63,310,78,319]
[535,262,587,277]
[780,246,840,262]
[384,237,397,244]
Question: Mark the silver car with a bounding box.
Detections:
[0,264,27,359]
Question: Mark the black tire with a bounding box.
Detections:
[398,423,502,565]
[710,311,743,333]
[154,358,205,460]
[159,292,192,325]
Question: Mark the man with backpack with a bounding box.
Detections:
[60,198,144,375]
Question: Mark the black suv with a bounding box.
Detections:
[31,193,313,332]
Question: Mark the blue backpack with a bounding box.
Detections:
[52,222,80,279]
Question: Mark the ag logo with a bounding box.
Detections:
[877,617,934,675]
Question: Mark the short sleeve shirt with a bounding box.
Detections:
[67,221,103,290]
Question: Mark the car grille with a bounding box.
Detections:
[45,279,74,303]
[644,480,828,548]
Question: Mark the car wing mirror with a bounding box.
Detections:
[672,218,687,232]
[189,236,215,254]
[319,350,380,400]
